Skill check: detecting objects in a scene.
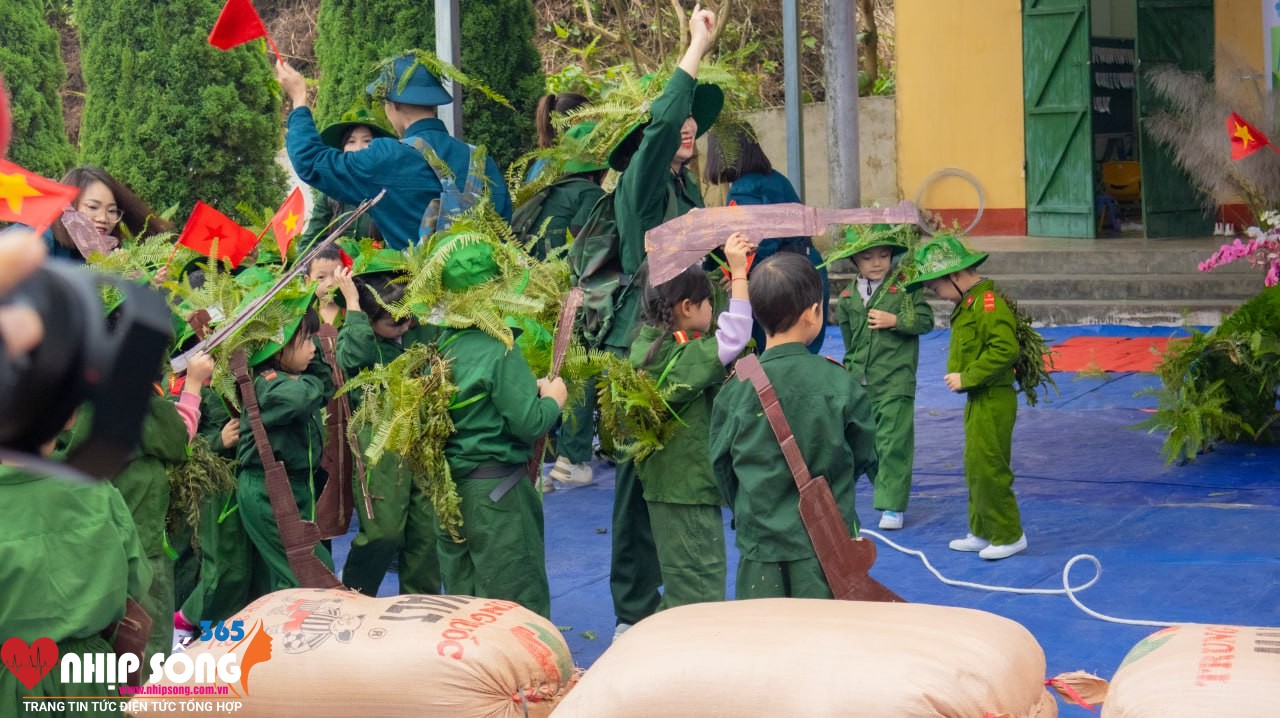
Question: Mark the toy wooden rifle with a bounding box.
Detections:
[230,349,342,589]
[527,287,583,481]
[734,355,903,603]
[169,190,386,375]
[645,201,920,285]
[314,322,363,536]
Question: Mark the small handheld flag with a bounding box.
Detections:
[0,159,80,232]
[177,201,259,268]
[1227,112,1277,161]
[209,0,283,63]
[268,187,306,258]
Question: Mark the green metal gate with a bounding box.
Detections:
[1023,0,1094,238]
[1136,0,1215,238]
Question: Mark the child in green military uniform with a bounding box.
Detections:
[237,296,337,589]
[432,240,567,619]
[906,234,1027,560]
[297,109,393,252]
[332,251,442,596]
[710,253,877,599]
[631,233,754,609]
[834,225,934,530]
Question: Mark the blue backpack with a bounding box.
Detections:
[401,137,488,242]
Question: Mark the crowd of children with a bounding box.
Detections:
[2,5,1042,709]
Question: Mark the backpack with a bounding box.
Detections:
[511,176,597,256]
[568,183,679,349]
[401,137,488,242]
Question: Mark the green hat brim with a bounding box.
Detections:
[353,248,405,276]
[319,119,395,150]
[248,293,315,366]
[904,252,988,292]
[608,83,725,172]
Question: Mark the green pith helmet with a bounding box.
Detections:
[430,235,500,292]
[353,248,406,277]
[367,51,453,107]
[606,77,724,171]
[247,293,315,367]
[839,224,911,259]
[561,122,611,175]
[319,107,395,149]
[903,232,989,291]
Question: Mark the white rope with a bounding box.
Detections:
[860,529,1179,627]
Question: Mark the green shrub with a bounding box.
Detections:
[0,0,76,176]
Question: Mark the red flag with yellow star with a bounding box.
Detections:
[268,187,306,257]
[177,201,258,267]
[0,159,80,232]
[1228,112,1271,160]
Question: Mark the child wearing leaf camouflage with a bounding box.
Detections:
[906,233,1027,560]
[630,232,754,610]
[431,236,567,619]
[834,225,933,531]
[332,251,442,596]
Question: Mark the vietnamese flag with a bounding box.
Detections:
[1228,112,1272,160]
[268,187,306,257]
[209,0,282,62]
[177,201,258,267]
[0,159,80,232]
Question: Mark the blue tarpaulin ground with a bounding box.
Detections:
[332,324,1280,717]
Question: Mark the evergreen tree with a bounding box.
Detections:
[75,0,285,218]
[314,0,543,168]
[0,0,76,177]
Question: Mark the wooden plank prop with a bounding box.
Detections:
[527,287,584,480]
[734,355,903,603]
[644,200,920,285]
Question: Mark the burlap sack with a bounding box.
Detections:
[551,599,1057,718]
[1099,624,1280,717]
[128,588,574,717]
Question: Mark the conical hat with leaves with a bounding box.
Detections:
[904,232,989,291]
[838,224,912,258]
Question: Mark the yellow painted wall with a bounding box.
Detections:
[896,0,1025,210]
[896,0,1264,212]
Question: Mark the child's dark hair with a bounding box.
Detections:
[535,92,590,148]
[355,273,407,323]
[750,253,822,335]
[704,124,772,185]
[638,263,713,366]
[306,245,343,273]
[265,307,320,372]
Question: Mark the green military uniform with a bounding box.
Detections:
[835,274,933,512]
[946,278,1024,545]
[604,67,722,625]
[631,327,728,609]
[437,327,561,618]
[57,394,188,672]
[1,467,151,713]
[236,352,336,591]
[709,343,877,599]
[337,309,442,596]
[298,191,381,251]
[526,177,605,261]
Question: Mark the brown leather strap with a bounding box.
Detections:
[105,598,151,686]
[230,350,342,589]
[314,325,360,536]
[528,287,584,481]
[732,355,812,489]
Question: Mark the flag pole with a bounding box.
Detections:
[263,32,284,65]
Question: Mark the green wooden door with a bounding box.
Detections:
[1023,0,1094,238]
[1137,0,1215,238]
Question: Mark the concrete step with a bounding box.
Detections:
[829,271,1257,300]
[972,249,1258,276]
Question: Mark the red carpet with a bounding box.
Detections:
[1046,336,1172,373]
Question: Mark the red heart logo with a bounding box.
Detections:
[2,637,59,690]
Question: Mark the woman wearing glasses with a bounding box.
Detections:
[44,166,172,261]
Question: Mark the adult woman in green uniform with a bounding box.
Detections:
[906,234,1027,560]
[834,225,933,530]
[332,252,442,596]
[596,4,725,636]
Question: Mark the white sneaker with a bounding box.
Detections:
[539,474,556,494]
[948,534,990,552]
[878,510,904,530]
[612,623,632,641]
[550,456,594,485]
[979,534,1028,560]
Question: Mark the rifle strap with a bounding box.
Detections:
[733,355,812,490]
[230,350,342,589]
[314,325,364,535]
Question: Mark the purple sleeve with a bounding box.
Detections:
[716,299,754,365]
